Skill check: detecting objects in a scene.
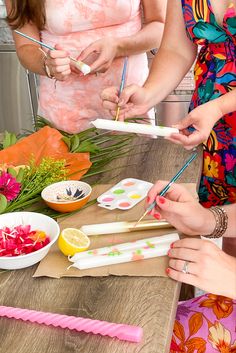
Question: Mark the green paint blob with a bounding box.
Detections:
[113,189,125,195]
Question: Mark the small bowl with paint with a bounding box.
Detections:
[41,180,92,213]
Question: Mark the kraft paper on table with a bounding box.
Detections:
[34,183,197,279]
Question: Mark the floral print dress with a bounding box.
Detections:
[170,294,236,353]
[39,0,153,134]
[181,0,236,207]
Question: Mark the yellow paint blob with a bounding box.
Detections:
[130,194,141,199]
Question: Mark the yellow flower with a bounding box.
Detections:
[204,156,219,178]
[194,63,203,81]
[208,322,236,353]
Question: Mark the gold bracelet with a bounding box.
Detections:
[39,47,55,79]
[204,206,228,238]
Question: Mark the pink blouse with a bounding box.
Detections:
[38,0,153,133]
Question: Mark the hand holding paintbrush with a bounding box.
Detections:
[134,152,198,227]
[14,30,91,76]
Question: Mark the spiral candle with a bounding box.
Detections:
[0,306,142,343]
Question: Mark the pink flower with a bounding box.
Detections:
[0,172,21,201]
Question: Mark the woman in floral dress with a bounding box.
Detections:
[147,180,236,353]
[102,0,236,207]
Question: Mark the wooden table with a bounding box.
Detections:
[0,137,201,353]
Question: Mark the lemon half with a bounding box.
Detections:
[58,228,90,256]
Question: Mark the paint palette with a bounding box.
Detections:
[97,178,153,210]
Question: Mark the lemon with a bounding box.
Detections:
[58,228,90,256]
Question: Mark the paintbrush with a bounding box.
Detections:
[115,57,128,121]
[134,152,198,227]
[14,30,91,75]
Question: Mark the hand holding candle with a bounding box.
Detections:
[14,30,91,75]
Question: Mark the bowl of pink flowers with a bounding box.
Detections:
[0,212,60,270]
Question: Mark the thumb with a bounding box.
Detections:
[78,43,97,62]
[173,115,194,130]
[155,196,187,216]
[119,84,140,105]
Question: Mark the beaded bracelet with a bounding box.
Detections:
[205,206,228,238]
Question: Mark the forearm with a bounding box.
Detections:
[16,44,46,76]
[216,88,236,116]
[141,47,197,107]
[201,204,236,238]
[116,21,164,57]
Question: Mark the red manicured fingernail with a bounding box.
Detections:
[167,250,171,257]
[166,268,170,274]
[147,196,150,203]
[154,213,161,220]
[170,242,175,248]
[159,196,166,204]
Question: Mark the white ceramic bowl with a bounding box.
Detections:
[0,212,60,270]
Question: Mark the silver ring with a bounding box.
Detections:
[182,261,189,274]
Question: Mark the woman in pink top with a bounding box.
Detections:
[6,0,166,133]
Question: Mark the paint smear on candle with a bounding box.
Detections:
[119,202,131,208]
[113,189,125,195]
[102,197,114,202]
[130,194,141,199]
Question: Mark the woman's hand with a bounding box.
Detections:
[147,181,215,236]
[44,44,71,81]
[101,85,153,121]
[167,238,236,299]
[167,100,223,150]
[77,37,120,74]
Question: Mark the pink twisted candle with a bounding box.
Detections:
[0,306,142,343]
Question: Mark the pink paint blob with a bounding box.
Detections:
[102,197,114,202]
[119,202,131,208]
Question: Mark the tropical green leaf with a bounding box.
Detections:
[0,194,8,213]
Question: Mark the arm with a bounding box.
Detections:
[147,181,236,238]
[167,238,236,299]
[78,0,167,73]
[168,88,236,149]
[101,0,198,119]
[6,0,71,80]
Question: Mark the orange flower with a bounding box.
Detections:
[194,63,203,81]
[200,294,233,320]
[208,322,236,353]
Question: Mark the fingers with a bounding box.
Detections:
[168,131,206,149]
[45,45,71,81]
[166,266,198,287]
[101,87,119,104]
[173,115,194,130]
[119,84,140,105]
[169,259,198,275]
[78,43,97,62]
[147,181,193,207]
[168,246,199,263]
